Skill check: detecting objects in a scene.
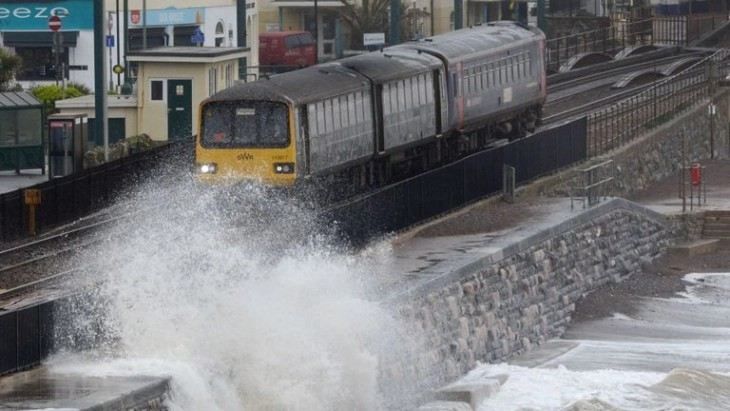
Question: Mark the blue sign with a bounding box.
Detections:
[0,1,94,31]
[106,35,114,47]
[130,6,204,27]
[191,27,204,44]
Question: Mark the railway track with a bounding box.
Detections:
[542,48,712,125]
[0,211,130,302]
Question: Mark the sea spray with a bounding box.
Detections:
[50,177,430,410]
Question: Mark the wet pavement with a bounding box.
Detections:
[0,169,48,195]
[0,367,169,410]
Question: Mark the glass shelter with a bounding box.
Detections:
[0,92,45,174]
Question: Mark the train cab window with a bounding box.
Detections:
[200,100,289,148]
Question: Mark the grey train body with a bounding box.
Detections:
[205,21,546,187]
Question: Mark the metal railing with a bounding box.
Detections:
[587,48,730,157]
[546,13,728,73]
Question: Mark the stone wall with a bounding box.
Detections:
[526,90,730,205]
[390,199,675,392]
[607,91,730,197]
[387,89,729,408]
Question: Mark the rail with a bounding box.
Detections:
[587,48,730,157]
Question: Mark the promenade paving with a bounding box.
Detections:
[0,169,49,195]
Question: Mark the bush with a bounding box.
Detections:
[30,85,85,114]
[125,133,152,150]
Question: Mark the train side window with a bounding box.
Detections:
[420,74,428,105]
[340,96,349,128]
[324,100,333,133]
[412,77,419,106]
[346,95,355,127]
[308,104,317,136]
[317,101,326,134]
[362,92,371,123]
[501,59,507,84]
[465,69,471,94]
[383,84,391,115]
[390,83,398,114]
[481,64,488,90]
[395,81,403,111]
[332,98,342,131]
[404,78,413,109]
[425,73,433,103]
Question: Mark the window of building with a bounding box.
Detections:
[150,80,164,101]
[209,68,218,96]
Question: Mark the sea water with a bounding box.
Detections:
[45,173,730,410]
[47,176,427,410]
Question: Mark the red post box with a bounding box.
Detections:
[691,163,702,186]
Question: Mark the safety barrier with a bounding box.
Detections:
[324,118,588,245]
[0,138,194,242]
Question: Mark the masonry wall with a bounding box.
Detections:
[382,199,678,396]
[381,93,730,398]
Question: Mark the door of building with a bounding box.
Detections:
[167,79,192,140]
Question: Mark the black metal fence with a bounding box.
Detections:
[0,300,55,375]
[588,48,730,157]
[546,13,728,74]
[323,119,587,244]
[653,13,729,46]
[0,139,194,242]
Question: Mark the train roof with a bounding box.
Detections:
[204,63,368,105]
[338,48,443,83]
[397,21,544,60]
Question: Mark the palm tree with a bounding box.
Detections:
[0,48,22,91]
[339,0,410,49]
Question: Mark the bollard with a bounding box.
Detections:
[23,189,41,236]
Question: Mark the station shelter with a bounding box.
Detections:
[0,92,45,174]
[55,46,249,146]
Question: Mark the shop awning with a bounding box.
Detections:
[2,31,79,47]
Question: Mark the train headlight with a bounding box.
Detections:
[197,163,218,174]
[274,163,295,174]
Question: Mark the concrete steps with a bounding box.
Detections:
[703,210,730,239]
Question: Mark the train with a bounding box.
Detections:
[195,21,547,192]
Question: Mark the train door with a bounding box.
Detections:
[167,79,192,141]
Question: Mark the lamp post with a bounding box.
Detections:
[108,11,114,91]
[314,0,318,64]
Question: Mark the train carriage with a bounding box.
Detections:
[196,21,546,191]
[197,63,373,186]
[397,21,546,139]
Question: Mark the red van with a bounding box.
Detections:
[259,31,316,73]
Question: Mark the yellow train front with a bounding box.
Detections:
[195,62,375,188]
[196,95,298,187]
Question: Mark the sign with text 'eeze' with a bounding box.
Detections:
[0,1,93,30]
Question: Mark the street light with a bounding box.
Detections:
[314,0,318,64]
[108,11,114,91]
